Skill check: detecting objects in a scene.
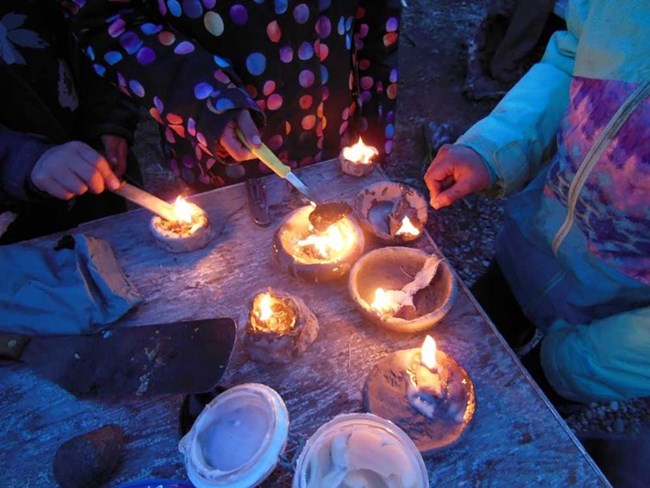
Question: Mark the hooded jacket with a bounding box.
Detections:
[457,0,650,401]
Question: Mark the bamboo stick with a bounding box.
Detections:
[112,182,178,222]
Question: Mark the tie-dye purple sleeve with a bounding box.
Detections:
[353,0,401,162]
[60,0,259,159]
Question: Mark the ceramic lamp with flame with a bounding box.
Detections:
[273,205,365,283]
[363,335,476,455]
[339,138,379,177]
[244,288,319,364]
[150,196,213,253]
[349,247,456,333]
[353,182,427,244]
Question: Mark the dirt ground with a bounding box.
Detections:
[133,0,648,470]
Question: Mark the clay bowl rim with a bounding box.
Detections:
[352,181,429,244]
[273,205,366,282]
[348,246,456,333]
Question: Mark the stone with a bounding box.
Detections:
[53,425,125,488]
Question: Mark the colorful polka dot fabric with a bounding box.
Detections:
[62,0,401,188]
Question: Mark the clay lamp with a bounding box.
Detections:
[353,181,428,244]
[273,205,365,283]
[292,413,429,487]
[363,335,476,454]
[244,288,319,364]
[348,247,456,333]
[150,196,213,253]
[339,137,379,177]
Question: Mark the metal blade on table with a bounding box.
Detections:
[246,178,271,227]
[18,318,236,397]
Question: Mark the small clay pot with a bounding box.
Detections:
[273,205,365,283]
[243,288,319,364]
[363,348,476,455]
[150,203,213,253]
[353,182,428,244]
[348,247,456,333]
[339,149,377,177]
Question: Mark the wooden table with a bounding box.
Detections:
[0,160,608,487]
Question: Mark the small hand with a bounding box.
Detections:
[100,134,128,177]
[424,144,490,209]
[219,110,262,162]
[30,141,120,200]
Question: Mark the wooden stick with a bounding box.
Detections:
[112,182,178,222]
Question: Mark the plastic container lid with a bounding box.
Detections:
[178,383,289,488]
[292,413,429,488]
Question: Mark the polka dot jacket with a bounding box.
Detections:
[62,0,401,188]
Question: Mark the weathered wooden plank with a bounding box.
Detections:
[0,160,608,487]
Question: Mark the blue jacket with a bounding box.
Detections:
[457,0,650,401]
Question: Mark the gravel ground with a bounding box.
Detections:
[133,0,648,465]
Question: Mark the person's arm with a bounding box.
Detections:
[456,25,578,195]
[0,124,120,202]
[540,307,650,402]
[0,125,53,202]
[425,18,580,208]
[353,0,402,161]
[73,49,139,177]
[59,0,261,160]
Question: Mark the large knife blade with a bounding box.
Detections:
[0,318,236,397]
[237,130,321,204]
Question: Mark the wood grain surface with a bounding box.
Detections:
[0,160,609,487]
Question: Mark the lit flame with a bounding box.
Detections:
[421,335,438,371]
[257,293,274,322]
[396,216,420,236]
[173,196,197,223]
[297,224,347,260]
[342,137,379,165]
[371,287,399,314]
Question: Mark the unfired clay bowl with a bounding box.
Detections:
[348,247,456,333]
[353,182,428,244]
[273,205,365,283]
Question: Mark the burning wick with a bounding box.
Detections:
[342,137,379,165]
[257,293,274,322]
[371,287,406,315]
[172,196,197,223]
[395,216,420,237]
[340,137,379,177]
[251,292,297,334]
[421,335,438,372]
[150,194,212,252]
[296,224,346,259]
[407,335,443,419]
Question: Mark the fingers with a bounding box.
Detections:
[219,110,261,161]
[76,144,120,192]
[431,179,475,209]
[31,142,121,200]
[236,110,262,148]
[44,181,75,200]
[424,154,454,204]
[101,135,128,177]
[424,144,491,209]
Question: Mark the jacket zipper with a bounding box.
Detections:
[551,79,650,255]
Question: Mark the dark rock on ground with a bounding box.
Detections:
[53,424,125,488]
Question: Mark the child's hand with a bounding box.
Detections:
[30,141,120,200]
[219,110,262,161]
[100,134,128,177]
[424,144,490,209]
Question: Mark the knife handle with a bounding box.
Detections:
[236,129,291,178]
[0,332,31,360]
